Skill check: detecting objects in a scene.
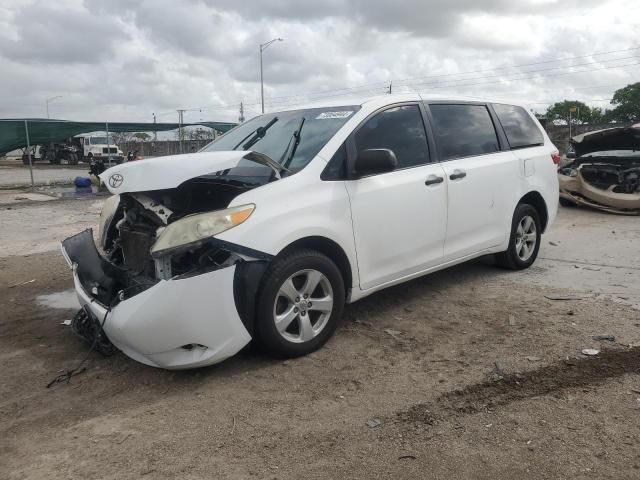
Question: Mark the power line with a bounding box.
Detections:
[400,55,640,89]
[410,60,640,91]
[248,46,640,107]
[260,58,640,109]
[163,47,640,114]
[256,61,640,111]
[391,46,640,84]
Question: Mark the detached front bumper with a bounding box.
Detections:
[61,230,252,369]
[559,172,640,215]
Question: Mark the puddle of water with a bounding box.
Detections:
[43,185,99,198]
[36,289,80,310]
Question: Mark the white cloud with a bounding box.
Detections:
[1,0,639,123]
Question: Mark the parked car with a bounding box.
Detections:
[62,94,559,369]
[558,124,640,215]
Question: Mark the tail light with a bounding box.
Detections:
[551,151,561,165]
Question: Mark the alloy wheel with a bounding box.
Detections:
[272,269,334,343]
[515,215,537,262]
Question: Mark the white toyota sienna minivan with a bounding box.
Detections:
[62,94,559,369]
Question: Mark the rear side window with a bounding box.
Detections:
[492,104,544,149]
[354,105,429,169]
[428,104,499,161]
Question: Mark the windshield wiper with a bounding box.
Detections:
[232,117,279,151]
[279,117,305,169]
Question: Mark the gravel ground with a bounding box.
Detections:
[0,199,639,479]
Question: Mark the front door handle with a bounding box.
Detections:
[425,175,444,186]
[449,169,467,180]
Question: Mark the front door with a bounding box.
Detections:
[345,104,448,290]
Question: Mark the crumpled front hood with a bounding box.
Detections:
[571,124,640,157]
[100,151,269,194]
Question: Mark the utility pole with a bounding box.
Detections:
[24,120,34,188]
[177,109,185,154]
[259,37,283,114]
[239,102,245,123]
[105,121,112,167]
[45,95,62,119]
[569,106,577,140]
[388,81,392,94]
[153,112,157,142]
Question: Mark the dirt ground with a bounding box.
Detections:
[0,160,90,188]
[1,195,639,479]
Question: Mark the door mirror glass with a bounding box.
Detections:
[354,149,397,177]
[566,150,576,159]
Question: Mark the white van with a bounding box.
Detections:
[62,94,559,369]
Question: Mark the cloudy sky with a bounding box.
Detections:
[1,0,639,124]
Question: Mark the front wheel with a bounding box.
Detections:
[255,249,345,358]
[495,203,541,270]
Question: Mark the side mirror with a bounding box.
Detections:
[354,149,397,177]
[566,150,576,159]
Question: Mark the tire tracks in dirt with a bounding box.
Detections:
[397,346,640,425]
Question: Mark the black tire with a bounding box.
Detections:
[495,203,542,270]
[255,248,345,358]
[559,197,575,208]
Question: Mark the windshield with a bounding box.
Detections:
[201,106,359,172]
[89,137,112,145]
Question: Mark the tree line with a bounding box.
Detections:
[544,82,640,125]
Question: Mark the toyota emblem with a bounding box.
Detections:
[108,173,124,188]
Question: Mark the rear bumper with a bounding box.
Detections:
[61,231,251,369]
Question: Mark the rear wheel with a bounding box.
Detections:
[495,203,541,270]
[255,249,345,358]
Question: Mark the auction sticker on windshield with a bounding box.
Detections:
[315,111,354,119]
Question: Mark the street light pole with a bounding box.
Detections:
[260,37,283,114]
[45,95,63,119]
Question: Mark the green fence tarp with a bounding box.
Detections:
[0,119,237,156]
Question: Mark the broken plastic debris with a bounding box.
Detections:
[61,319,72,326]
[508,314,516,326]
[581,348,600,356]
[9,278,35,288]
[366,418,382,428]
[592,335,615,342]
[384,328,402,338]
[525,356,541,362]
[544,294,585,301]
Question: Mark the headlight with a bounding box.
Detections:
[151,204,255,256]
[98,194,120,248]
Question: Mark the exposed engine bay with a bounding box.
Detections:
[558,125,640,215]
[68,158,277,313]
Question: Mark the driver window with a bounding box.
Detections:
[354,105,429,169]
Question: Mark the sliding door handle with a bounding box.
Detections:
[449,169,467,180]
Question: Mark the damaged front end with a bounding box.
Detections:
[62,153,276,369]
[558,125,640,215]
